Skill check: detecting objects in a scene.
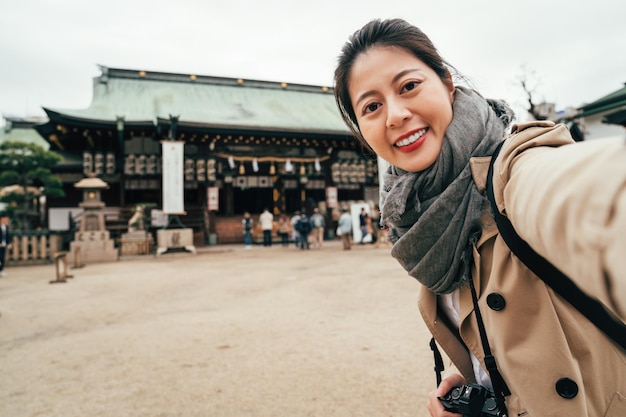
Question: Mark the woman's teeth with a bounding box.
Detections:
[395,128,426,147]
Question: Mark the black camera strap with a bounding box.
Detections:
[428,280,511,417]
[486,141,626,351]
[468,276,510,417]
[429,337,445,387]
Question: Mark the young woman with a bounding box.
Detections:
[334,18,625,417]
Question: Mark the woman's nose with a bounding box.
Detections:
[385,100,411,128]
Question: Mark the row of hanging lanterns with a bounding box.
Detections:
[226,156,323,176]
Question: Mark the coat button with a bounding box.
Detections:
[486,293,506,311]
[555,378,578,399]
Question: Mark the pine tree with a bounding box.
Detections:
[0,141,65,231]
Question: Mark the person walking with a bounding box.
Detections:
[310,208,325,249]
[259,208,274,247]
[337,208,353,250]
[241,212,253,250]
[0,214,12,277]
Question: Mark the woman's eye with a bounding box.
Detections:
[402,81,419,92]
[364,103,380,114]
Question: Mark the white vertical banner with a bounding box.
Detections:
[161,141,185,214]
[325,186,338,208]
[207,186,219,211]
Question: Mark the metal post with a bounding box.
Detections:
[116,116,125,208]
[50,252,73,284]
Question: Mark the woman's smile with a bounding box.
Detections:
[394,128,428,153]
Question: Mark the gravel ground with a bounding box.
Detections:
[0,241,440,417]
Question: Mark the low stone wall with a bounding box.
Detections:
[6,232,64,266]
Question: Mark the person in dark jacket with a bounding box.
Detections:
[296,213,312,250]
[0,214,13,277]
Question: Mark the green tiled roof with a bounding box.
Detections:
[578,83,626,118]
[0,117,50,149]
[44,66,350,135]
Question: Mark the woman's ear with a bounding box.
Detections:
[445,71,455,102]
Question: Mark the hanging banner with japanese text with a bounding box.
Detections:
[326,186,338,208]
[207,186,219,211]
[161,141,185,214]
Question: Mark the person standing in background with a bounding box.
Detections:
[296,212,312,250]
[310,208,325,249]
[358,207,369,244]
[241,212,253,250]
[277,213,291,247]
[259,208,274,247]
[290,210,301,248]
[337,208,353,250]
[0,214,12,277]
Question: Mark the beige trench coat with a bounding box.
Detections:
[419,122,626,417]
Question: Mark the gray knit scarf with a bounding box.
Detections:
[380,87,514,294]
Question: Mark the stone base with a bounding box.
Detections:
[70,230,119,264]
[156,228,196,256]
[120,231,154,256]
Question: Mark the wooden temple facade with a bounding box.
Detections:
[33,66,378,244]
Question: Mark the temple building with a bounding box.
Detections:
[32,66,378,244]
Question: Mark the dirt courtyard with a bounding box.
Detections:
[0,241,440,417]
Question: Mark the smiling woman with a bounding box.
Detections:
[347,45,454,172]
[333,17,626,417]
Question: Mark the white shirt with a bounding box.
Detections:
[259,211,273,230]
[439,291,493,390]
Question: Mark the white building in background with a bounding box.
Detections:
[576,83,626,141]
[531,83,625,142]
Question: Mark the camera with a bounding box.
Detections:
[438,384,504,417]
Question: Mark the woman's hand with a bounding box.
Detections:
[426,373,466,417]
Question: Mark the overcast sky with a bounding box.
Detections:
[1,0,624,126]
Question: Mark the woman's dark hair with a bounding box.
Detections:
[334,18,455,143]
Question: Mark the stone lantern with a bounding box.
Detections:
[70,174,118,263]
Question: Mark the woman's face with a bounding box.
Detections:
[348,46,455,172]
